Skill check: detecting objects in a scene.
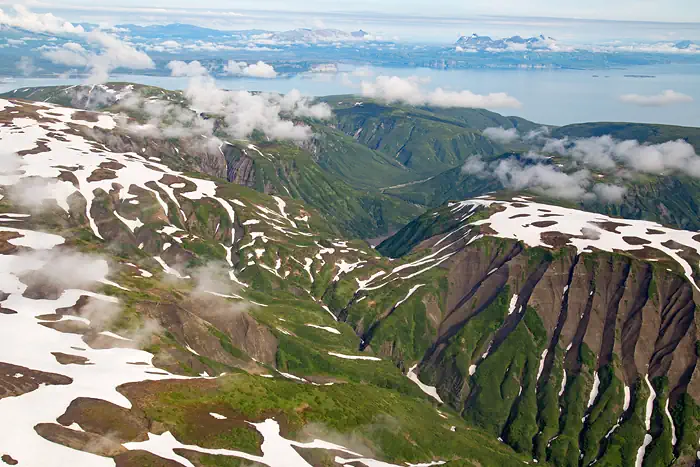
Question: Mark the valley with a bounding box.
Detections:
[2,83,700,467]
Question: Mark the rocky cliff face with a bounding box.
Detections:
[348,199,700,466]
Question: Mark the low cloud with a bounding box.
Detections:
[461,155,488,175]
[167,60,209,77]
[542,135,700,177]
[14,249,109,291]
[493,158,591,200]
[17,56,36,76]
[483,127,519,144]
[9,6,154,84]
[591,183,628,203]
[182,74,331,140]
[223,60,277,78]
[360,75,521,109]
[619,89,693,107]
[5,177,77,213]
[461,155,627,203]
[0,5,84,34]
[115,73,331,142]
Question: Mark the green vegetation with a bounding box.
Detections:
[137,374,530,466]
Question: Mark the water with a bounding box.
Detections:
[3,63,699,127]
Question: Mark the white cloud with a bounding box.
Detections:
[0,4,84,34]
[183,75,330,140]
[223,60,277,78]
[16,56,36,76]
[160,40,181,49]
[461,155,488,175]
[11,7,153,84]
[619,89,693,107]
[42,30,154,84]
[493,158,591,200]
[118,73,331,142]
[592,183,627,203]
[483,127,519,144]
[167,60,209,77]
[542,135,700,178]
[360,75,521,109]
[460,155,627,203]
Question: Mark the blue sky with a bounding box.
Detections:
[12,0,700,42]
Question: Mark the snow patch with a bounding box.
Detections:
[406,364,443,404]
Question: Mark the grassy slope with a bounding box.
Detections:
[324,97,536,179]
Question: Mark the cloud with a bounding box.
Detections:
[542,135,700,177]
[460,155,627,203]
[116,73,330,142]
[619,89,693,107]
[43,31,155,84]
[223,60,277,78]
[493,158,591,200]
[16,56,35,76]
[592,183,627,203]
[360,75,521,109]
[181,74,331,140]
[0,4,84,34]
[483,127,519,144]
[12,6,153,84]
[461,155,488,175]
[167,60,209,77]
[5,177,77,213]
[13,250,109,291]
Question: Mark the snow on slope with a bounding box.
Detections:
[449,197,700,290]
[0,229,190,466]
[0,99,445,467]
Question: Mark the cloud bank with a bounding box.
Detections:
[360,76,521,109]
[167,60,209,77]
[483,127,520,144]
[224,60,277,78]
[119,68,331,142]
[619,89,693,107]
[462,155,626,203]
[4,6,154,84]
[42,30,155,84]
[0,5,84,34]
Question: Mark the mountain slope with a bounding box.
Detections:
[363,198,700,466]
[2,85,422,239]
[324,97,538,178]
[3,93,700,467]
[0,97,530,467]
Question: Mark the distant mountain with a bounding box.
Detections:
[455,33,571,52]
[252,28,375,44]
[114,23,262,39]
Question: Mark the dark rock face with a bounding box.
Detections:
[222,144,257,188]
[0,362,72,399]
[357,229,700,465]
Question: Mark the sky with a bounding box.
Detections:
[13,0,700,22]
[8,0,700,42]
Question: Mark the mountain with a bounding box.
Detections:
[0,95,536,467]
[2,85,422,239]
[376,197,700,466]
[113,23,263,39]
[455,33,566,52]
[252,28,375,44]
[382,120,700,232]
[4,88,700,467]
[324,96,540,179]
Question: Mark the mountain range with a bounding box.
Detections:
[2,83,700,467]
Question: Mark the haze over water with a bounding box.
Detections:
[5,64,698,127]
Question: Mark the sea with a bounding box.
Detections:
[2,64,699,128]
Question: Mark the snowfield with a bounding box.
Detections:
[0,99,446,467]
[448,197,700,289]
